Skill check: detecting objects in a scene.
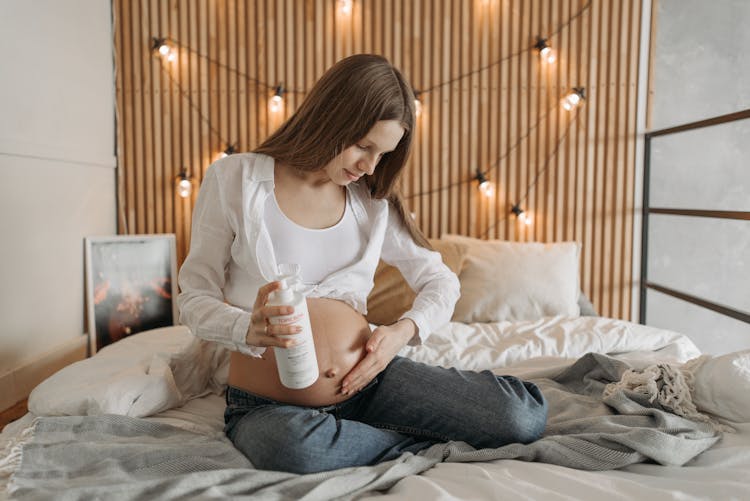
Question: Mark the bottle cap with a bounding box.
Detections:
[275,263,301,303]
[277,263,301,288]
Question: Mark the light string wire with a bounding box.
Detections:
[155,1,590,100]
[160,37,306,94]
[479,106,582,238]
[417,1,590,94]
[158,57,225,142]
[405,100,559,200]
[149,1,591,233]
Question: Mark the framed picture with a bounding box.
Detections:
[84,234,178,355]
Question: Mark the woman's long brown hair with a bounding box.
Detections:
[254,54,430,248]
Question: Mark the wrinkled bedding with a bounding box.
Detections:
[2,316,750,500]
[25,316,702,419]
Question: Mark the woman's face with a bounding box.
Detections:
[324,120,405,186]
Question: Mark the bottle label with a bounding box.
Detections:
[269,308,319,389]
[269,312,305,326]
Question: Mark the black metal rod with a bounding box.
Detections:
[640,135,651,324]
[646,108,750,138]
[645,282,750,325]
[646,208,750,220]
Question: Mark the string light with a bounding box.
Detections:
[511,204,533,226]
[534,37,556,64]
[338,0,352,15]
[269,84,284,113]
[148,1,591,238]
[149,2,591,116]
[474,170,495,197]
[177,168,192,198]
[151,37,176,62]
[562,87,586,111]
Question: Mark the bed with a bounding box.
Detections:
[2,236,749,500]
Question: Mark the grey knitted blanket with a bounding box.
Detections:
[8,353,720,500]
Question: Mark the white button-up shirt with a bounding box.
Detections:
[177,153,460,357]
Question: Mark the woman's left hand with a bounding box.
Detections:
[340,319,417,395]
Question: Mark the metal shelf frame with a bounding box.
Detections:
[640,109,750,325]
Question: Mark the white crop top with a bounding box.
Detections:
[264,190,364,285]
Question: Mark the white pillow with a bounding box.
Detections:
[690,350,750,423]
[442,235,581,322]
[28,326,229,418]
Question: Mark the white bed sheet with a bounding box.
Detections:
[150,354,750,500]
[6,373,746,500]
[147,365,750,500]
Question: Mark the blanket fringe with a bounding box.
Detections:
[1,417,39,496]
[603,360,733,433]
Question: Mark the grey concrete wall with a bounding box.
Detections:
[647,0,750,354]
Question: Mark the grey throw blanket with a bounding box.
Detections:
[9,354,721,500]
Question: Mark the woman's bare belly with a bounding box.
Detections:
[228,297,370,407]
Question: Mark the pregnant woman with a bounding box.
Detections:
[178,54,547,474]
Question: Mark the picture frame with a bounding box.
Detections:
[84,234,178,355]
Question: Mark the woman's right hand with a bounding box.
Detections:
[245,281,302,348]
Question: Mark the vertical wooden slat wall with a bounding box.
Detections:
[114,0,642,320]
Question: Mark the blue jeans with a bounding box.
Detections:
[224,356,547,474]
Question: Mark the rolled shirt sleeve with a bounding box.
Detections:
[177,165,265,357]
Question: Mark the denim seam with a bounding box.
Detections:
[371,422,452,442]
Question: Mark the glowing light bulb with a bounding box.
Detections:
[269,95,282,113]
[269,85,284,113]
[177,170,192,198]
[152,38,176,62]
[562,87,585,111]
[178,178,192,198]
[479,180,494,197]
[540,46,556,64]
[474,170,494,197]
[412,90,423,117]
[510,204,532,225]
[534,38,556,64]
[339,0,352,14]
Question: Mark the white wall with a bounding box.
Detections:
[0,0,116,405]
[646,0,750,354]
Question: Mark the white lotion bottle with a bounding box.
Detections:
[266,264,319,389]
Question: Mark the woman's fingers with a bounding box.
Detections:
[249,331,299,348]
[247,318,302,348]
[248,282,301,348]
[341,353,380,395]
[261,333,299,348]
[261,304,295,318]
[252,281,282,310]
[267,323,303,336]
[250,304,294,327]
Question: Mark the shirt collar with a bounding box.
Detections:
[248,153,275,183]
